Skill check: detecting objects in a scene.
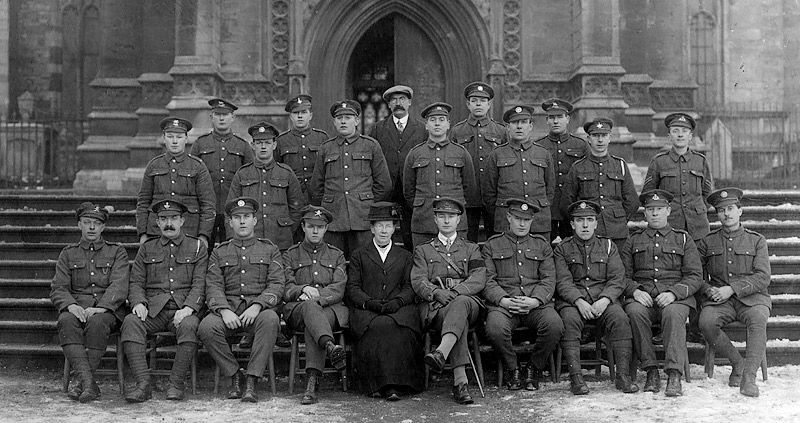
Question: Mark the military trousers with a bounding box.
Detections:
[426,295,482,368]
[485,305,564,371]
[559,302,632,346]
[699,298,769,377]
[57,311,119,349]
[285,301,339,372]
[624,301,690,374]
[198,308,280,378]
[120,308,200,345]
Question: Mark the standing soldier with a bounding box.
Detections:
[190,98,254,246]
[228,122,305,251]
[369,85,426,250]
[697,188,770,397]
[136,117,216,248]
[554,200,638,395]
[50,203,129,402]
[404,102,478,247]
[534,98,588,242]
[621,190,702,397]
[282,205,348,405]
[563,118,639,251]
[198,197,285,403]
[122,200,207,402]
[411,198,486,405]
[309,100,392,258]
[483,105,555,237]
[482,199,564,392]
[449,82,506,242]
[276,94,329,204]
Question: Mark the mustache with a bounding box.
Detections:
[393,105,406,112]
[163,225,175,231]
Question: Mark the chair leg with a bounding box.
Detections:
[268,353,277,395]
[554,345,562,381]
[191,355,197,394]
[63,357,71,393]
[605,340,616,380]
[116,337,125,394]
[761,352,768,382]
[549,350,557,383]
[423,332,431,390]
[288,334,298,394]
[684,348,691,383]
[214,364,220,395]
[629,351,637,381]
[338,332,348,392]
[704,341,715,378]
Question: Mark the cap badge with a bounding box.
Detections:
[237,200,245,207]
[678,116,687,121]
[721,191,728,198]
[314,210,322,217]
[579,202,587,209]
[258,127,265,133]
[164,202,171,209]
[297,98,302,104]
[391,209,398,217]
[436,106,442,111]
[652,194,660,201]
[217,101,224,107]
[551,102,558,108]
[173,119,179,126]
[341,103,347,108]
[515,107,522,113]
[477,86,483,91]
[596,123,603,128]
[520,203,529,211]
[94,206,100,212]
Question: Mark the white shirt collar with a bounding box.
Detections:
[393,114,409,126]
[438,232,457,246]
[373,239,392,262]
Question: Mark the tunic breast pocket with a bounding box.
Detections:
[176,254,200,285]
[589,253,609,280]
[732,246,756,275]
[281,145,300,165]
[94,259,115,286]
[444,157,465,179]
[689,169,705,194]
[323,153,341,177]
[269,179,289,204]
[148,168,170,192]
[704,249,724,276]
[352,151,373,176]
[68,260,87,289]
[216,254,238,280]
[659,169,679,193]
[631,243,650,269]
[496,156,517,181]
[577,172,597,194]
[249,254,272,283]
[143,254,165,281]
[177,169,197,195]
[606,173,625,198]
[291,260,313,283]
[523,249,544,274]
[660,243,685,270]
[412,158,431,180]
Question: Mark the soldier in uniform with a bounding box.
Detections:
[410,198,486,405]
[621,190,702,397]
[697,188,771,397]
[198,197,285,403]
[534,98,588,242]
[282,205,348,405]
[276,94,329,204]
[50,202,129,402]
[482,199,564,391]
[190,98,254,246]
[369,85,426,250]
[404,102,478,247]
[122,199,207,402]
[563,118,639,251]
[449,82,506,242]
[483,105,555,237]
[227,121,305,250]
[136,117,216,248]
[554,200,638,395]
[309,100,392,258]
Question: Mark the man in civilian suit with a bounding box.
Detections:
[369,85,426,250]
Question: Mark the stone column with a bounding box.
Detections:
[287,0,307,97]
[0,0,8,118]
[487,0,506,122]
[569,0,633,159]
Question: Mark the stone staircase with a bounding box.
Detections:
[1,190,799,369]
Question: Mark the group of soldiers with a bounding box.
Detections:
[51,82,771,407]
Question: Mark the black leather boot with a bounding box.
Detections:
[665,369,682,397]
[507,368,522,390]
[228,368,246,399]
[525,365,540,391]
[301,372,319,405]
[613,348,639,393]
[241,375,259,403]
[564,347,589,395]
[643,368,661,393]
[740,372,759,397]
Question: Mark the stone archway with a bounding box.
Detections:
[305,0,489,131]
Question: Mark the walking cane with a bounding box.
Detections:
[468,349,485,398]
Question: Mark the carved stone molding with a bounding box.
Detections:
[649,86,696,110]
[220,81,276,105]
[89,78,141,110]
[518,81,575,104]
[271,0,290,101]
[502,0,521,101]
[172,74,218,97]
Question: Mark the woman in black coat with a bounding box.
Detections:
[346,202,424,400]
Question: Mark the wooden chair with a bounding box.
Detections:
[288,330,348,393]
[62,334,124,394]
[554,323,616,381]
[423,328,485,389]
[146,331,197,394]
[212,335,277,395]
[493,327,557,387]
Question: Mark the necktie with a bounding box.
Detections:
[397,121,404,133]
[446,239,452,251]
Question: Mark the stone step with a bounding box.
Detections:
[0,194,136,211]
[739,190,800,207]
[769,294,800,316]
[770,274,800,294]
[0,210,135,226]
[0,278,51,298]
[629,205,800,222]
[767,239,800,256]
[767,256,800,275]
[0,259,136,279]
[627,220,800,239]
[0,242,139,261]
[0,320,57,344]
[0,298,57,320]
[0,226,138,243]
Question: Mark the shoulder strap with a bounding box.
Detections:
[429,240,467,277]
[607,238,612,255]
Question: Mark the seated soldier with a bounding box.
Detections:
[122,200,207,402]
[697,188,771,397]
[411,197,486,405]
[198,197,285,403]
[482,199,564,391]
[621,190,702,397]
[554,200,638,395]
[282,205,348,405]
[50,202,129,402]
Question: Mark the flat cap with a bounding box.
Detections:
[330,100,361,117]
[300,205,333,225]
[208,98,238,113]
[248,121,279,140]
[541,98,574,115]
[159,117,192,133]
[507,198,539,219]
[707,187,744,209]
[664,112,696,131]
[285,94,313,113]
[367,201,402,222]
[150,199,188,215]
[584,117,614,135]
[503,105,535,123]
[463,82,494,99]
[639,189,674,208]
[421,102,452,119]
[76,202,108,223]
[568,200,601,218]
[225,197,259,216]
[432,197,464,215]
[382,85,414,102]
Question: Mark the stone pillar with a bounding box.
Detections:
[287,0,306,97]
[569,0,633,159]
[487,0,506,123]
[0,0,8,118]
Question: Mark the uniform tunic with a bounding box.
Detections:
[136,151,216,239]
[227,159,305,249]
[563,154,639,241]
[534,132,588,220]
[276,127,329,200]
[449,115,506,199]
[190,131,253,215]
[403,139,478,235]
[483,138,555,234]
[309,134,392,232]
[642,149,714,240]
